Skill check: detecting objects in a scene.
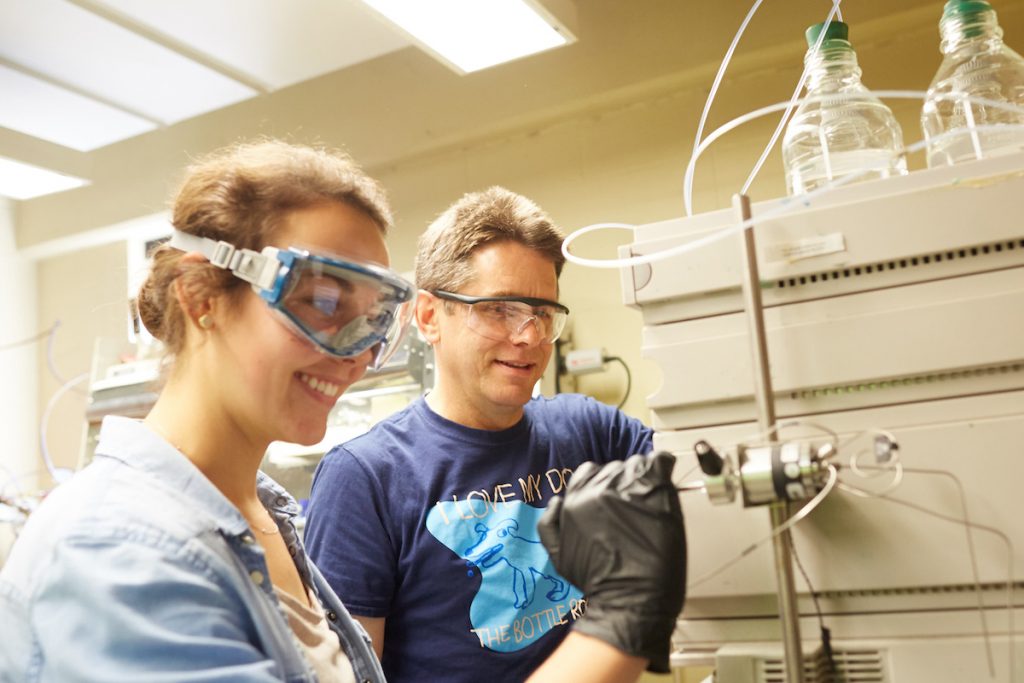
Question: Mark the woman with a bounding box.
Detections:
[1,141,410,682]
[0,140,684,682]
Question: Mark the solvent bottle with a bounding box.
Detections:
[921,0,1024,167]
[782,21,908,196]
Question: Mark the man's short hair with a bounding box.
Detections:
[415,187,565,292]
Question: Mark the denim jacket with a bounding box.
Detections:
[0,416,386,683]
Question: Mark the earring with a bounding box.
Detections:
[198,314,213,330]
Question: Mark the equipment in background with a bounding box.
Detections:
[79,338,162,471]
[621,150,1024,682]
[80,330,434,511]
[692,439,835,509]
[260,329,434,521]
[560,348,633,410]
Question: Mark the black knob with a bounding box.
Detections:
[694,440,724,476]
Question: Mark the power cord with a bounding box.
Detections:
[562,349,633,410]
[790,540,837,678]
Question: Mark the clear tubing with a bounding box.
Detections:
[684,0,842,216]
[739,0,843,197]
[563,91,1024,270]
[45,320,67,384]
[0,324,56,352]
[962,93,986,161]
[842,465,998,678]
[690,0,766,183]
[0,464,24,504]
[738,418,841,453]
[847,485,1017,683]
[39,372,88,484]
[687,464,839,589]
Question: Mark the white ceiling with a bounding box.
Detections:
[0,0,412,154]
[8,0,1023,247]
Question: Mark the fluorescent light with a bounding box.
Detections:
[0,157,88,201]
[94,0,411,90]
[0,0,257,126]
[0,65,156,151]
[360,0,573,74]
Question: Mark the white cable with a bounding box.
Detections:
[685,0,843,216]
[0,464,25,503]
[847,484,1017,683]
[838,427,902,488]
[563,92,1024,270]
[689,0,766,196]
[838,464,1003,679]
[736,418,841,453]
[0,464,28,524]
[740,0,843,196]
[45,320,67,384]
[43,320,89,396]
[687,464,838,589]
[835,425,898,453]
[841,456,904,497]
[39,372,88,484]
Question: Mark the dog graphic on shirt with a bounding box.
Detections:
[427,500,583,652]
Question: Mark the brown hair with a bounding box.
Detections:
[414,186,565,292]
[137,139,391,356]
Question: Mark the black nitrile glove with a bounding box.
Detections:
[538,452,686,673]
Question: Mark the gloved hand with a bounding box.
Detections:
[538,452,686,673]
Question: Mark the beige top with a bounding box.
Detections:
[274,585,356,683]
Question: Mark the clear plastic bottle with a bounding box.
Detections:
[782,21,908,196]
[921,0,1024,168]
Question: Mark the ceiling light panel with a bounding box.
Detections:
[0,65,155,152]
[87,0,412,89]
[0,0,257,126]
[359,0,574,74]
[0,156,88,201]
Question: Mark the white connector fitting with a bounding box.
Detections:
[565,348,605,375]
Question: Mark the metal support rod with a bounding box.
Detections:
[733,193,806,683]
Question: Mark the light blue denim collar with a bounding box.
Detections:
[94,416,259,537]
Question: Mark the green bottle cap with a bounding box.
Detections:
[805,20,849,48]
[942,0,994,21]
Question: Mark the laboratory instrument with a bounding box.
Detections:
[621,151,1024,682]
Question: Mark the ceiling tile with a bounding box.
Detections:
[0,0,258,126]
[0,65,156,151]
[87,0,412,89]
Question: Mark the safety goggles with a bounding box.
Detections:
[169,231,415,369]
[432,290,569,344]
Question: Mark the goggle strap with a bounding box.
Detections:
[168,230,280,290]
[234,247,281,290]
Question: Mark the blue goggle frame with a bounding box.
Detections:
[168,231,415,369]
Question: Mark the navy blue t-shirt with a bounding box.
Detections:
[304,394,653,683]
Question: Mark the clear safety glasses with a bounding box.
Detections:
[169,231,415,368]
[432,290,570,344]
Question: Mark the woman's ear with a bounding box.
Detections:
[173,252,215,331]
[415,290,441,345]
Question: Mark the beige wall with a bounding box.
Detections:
[0,199,38,500]
[35,242,128,485]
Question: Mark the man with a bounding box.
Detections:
[305,187,656,682]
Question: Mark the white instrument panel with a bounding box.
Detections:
[621,152,1024,681]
